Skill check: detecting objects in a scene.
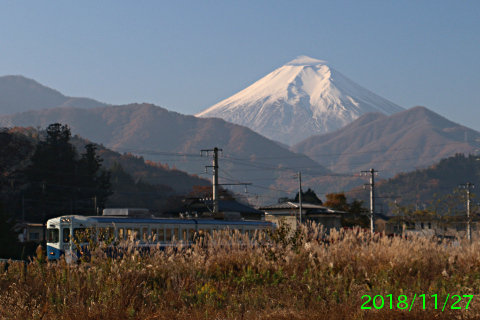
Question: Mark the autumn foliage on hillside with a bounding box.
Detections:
[347,153,480,210]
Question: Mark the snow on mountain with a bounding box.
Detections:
[196,56,404,145]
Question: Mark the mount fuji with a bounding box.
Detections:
[196,56,404,145]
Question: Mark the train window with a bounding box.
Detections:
[73,228,86,242]
[158,229,164,242]
[133,228,140,240]
[118,228,124,240]
[182,229,187,241]
[151,229,157,242]
[166,229,172,241]
[126,228,133,241]
[47,229,59,243]
[174,228,179,241]
[142,227,149,242]
[63,228,70,243]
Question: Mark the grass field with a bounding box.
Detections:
[1,223,480,319]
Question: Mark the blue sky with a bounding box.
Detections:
[1,1,479,131]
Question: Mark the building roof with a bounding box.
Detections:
[195,200,264,215]
[17,222,43,227]
[259,202,344,214]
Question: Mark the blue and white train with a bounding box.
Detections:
[46,208,275,260]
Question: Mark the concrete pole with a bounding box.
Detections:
[467,185,471,242]
[201,148,222,214]
[460,183,474,242]
[298,172,302,225]
[213,147,219,213]
[370,169,375,234]
[361,169,377,234]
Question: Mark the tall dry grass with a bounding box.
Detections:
[1,223,480,319]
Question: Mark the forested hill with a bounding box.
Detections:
[69,135,211,194]
[348,153,480,210]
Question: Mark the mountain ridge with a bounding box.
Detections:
[291,106,480,176]
[0,75,109,115]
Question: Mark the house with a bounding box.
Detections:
[17,222,44,242]
[374,213,401,235]
[258,202,343,234]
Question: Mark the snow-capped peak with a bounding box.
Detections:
[285,55,327,66]
[196,56,404,145]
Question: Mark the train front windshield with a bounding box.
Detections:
[47,229,59,243]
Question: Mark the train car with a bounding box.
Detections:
[46,209,275,260]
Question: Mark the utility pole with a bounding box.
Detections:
[201,147,222,213]
[361,168,378,233]
[460,183,474,242]
[294,172,303,225]
[394,200,406,236]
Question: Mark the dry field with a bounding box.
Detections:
[1,223,480,319]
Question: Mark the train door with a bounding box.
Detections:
[61,226,71,252]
